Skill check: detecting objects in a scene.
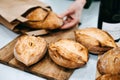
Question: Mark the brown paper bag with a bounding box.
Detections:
[0,0,51,35]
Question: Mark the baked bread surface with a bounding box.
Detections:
[48,39,88,69]
[14,35,47,66]
[97,47,120,75]
[96,74,120,80]
[26,8,63,30]
[75,27,117,54]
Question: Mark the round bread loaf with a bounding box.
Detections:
[26,8,63,30]
[14,35,47,66]
[48,39,88,69]
[74,27,117,54]
[97,47,120,75]
[96,74,120,80]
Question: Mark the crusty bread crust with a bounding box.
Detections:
[75,28,117,54]
[26,8,63,30]
[14,35,47,66]
[96,74,120,80]
[97,47,120,75]
[48,39,88,69]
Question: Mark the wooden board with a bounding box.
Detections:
[0,27,77,80]
[96,43,120,79]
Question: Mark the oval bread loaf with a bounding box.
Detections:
[74,27,117,54]
[97,47,120,75]
[48,39,88,69]
[14,35,47,66]
[26,8,63,30]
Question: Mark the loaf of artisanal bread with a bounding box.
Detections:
[14,35,47,66]
[48,39,88,69]
[96,74,120,80]
[26,8,63,30]
[74,27,117,54]
[97,47,120,75]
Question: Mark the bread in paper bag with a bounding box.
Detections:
[26,8,63,30]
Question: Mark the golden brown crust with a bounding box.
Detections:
[74,27,117,54]
[26,8,48,21]
[14,35,47,66]
[97,47,120,75]
[96,74,120,80]
[48,39,88,69]
[41,11,63,30]
[26,8,63,30]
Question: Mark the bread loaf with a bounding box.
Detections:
[48,39,88,69]
[14,35,47,66]
[26,8,63,30]
[74,27,117,54]
[97,47,120,75]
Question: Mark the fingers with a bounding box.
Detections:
[58,1,81,29]
[60,17,79,29]
[58,9,74,18]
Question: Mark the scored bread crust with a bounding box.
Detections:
[14,35,47,66]
[75,27,117,54]
[48,39,88,69]
[26,8,63,30]
[97,47,120,75]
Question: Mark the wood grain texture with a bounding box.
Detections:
[0,38,18,63]
[0,27,77,80]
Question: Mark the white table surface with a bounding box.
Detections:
[1,0,119,80]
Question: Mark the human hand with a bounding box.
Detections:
[58,0,86,29]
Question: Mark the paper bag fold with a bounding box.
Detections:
[0,0,51,35]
